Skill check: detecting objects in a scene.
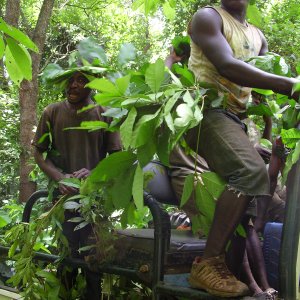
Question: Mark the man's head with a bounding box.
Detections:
[66,72,91,104]
[221,0,249,13]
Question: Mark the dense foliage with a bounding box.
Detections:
[0,0,300,298]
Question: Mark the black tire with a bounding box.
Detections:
[262,222,283,291]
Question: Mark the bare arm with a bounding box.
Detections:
[165,47,185,69]
[190,8,299,98]
[262,116,272,141]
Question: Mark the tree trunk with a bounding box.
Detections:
[19,0,55,202]
[1,0,21,89]
[4,0,21,27]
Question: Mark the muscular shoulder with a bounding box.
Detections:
[191,7,223,32]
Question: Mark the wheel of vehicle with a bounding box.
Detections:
[262,222,283,291]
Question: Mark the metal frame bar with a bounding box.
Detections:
[279,159,300,299]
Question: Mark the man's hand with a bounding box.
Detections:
[255,144,271,164]
[72,168,90,179]
[59,174,78,195]
[165,47,185,69]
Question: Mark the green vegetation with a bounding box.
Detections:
[0,0,300,298]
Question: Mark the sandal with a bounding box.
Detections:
[253,291,274,300]
[265,288,278,300]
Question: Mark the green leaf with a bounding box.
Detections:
[246,4,263,27]
[77,37,108,66]
[163,1,176,20]
[247,52,289,76]
[41,63,67,82]
[33,242,51,254]
[247,103,273,117]
[259,138,272,150]
[282,141,300,184]
[74,221,89,231]
[281,128,300,148]
[102,107,128,119]
[60,178,81,188]
[164,91,182,114]
[4,45,23,85]
[86,151,137,184]
[0,211,11,228]
[0,17,38,52]
[174,103,193,127]
[144,0,159,15]
[137,135,157,167]
[65,120,108,131]
[127,202,138,225]
[173,65,194,86]
[236,224,246,238]
[36,270,59,284]
[156,128,171,166]
[252,88,274,96]
[111,165,136,209]
[182,91,194,107]
[120,107,137,149]
[132,164,144,210]
[116,74,131,95]
[164,113,175,133]
[180,173,195,208]
[201,172,226,200]
[63,201,81,210]
[0,35,5,59]
[38,133,50,144]
[172,36,190,56]
[195,182,216,221]
[292,77,300,95]
[190,214,203,235]
[86,78,120,94]
[68,217,85,222]
[145,59,166,93]
[132,109,161,147]
[78,245,96,252]
[94,93,123,107]
[117,43,136,67]
[6,38,32,80]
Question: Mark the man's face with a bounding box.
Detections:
[66,72,91,104]
[221,0,249,11]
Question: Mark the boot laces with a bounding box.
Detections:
[212,261,232,279]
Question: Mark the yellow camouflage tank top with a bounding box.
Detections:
[188,6,262,115]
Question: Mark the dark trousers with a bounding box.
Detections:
[59,210,102,300]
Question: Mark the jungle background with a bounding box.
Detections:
[0,0,299,298]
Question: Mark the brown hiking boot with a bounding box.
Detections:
[189,255,249,297]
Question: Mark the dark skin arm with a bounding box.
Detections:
[190,8,299,99]
[34,148,84,195]
[165,47,185,69]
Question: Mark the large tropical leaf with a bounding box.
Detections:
[0,17,38,52]
[4,45,23,86]
[180,173,195,208]
[132,163,144,210]
[77,37,108,66]
[84,151,137,186]
[120,107,137,149]
[117,43,136,67]
[281,128,300,148]
[110,165,136,209]
[201,172,226,200]
[0,35,5,59]
[145,59,166,93]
